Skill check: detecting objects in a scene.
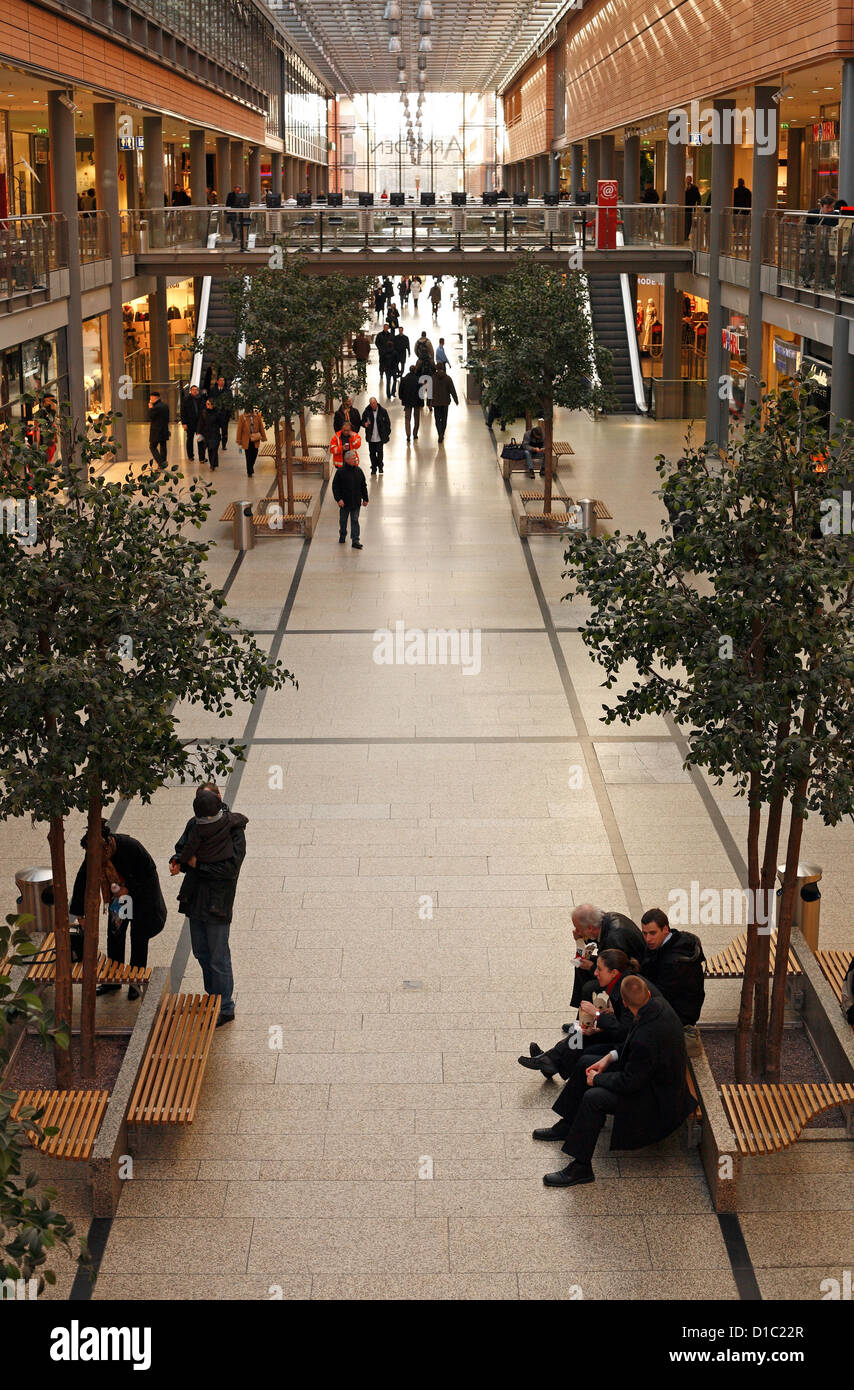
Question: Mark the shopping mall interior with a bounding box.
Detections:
[1,0,854,1340]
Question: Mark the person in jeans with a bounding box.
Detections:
[332,447,369,548]
[431,363,458,444]
[399,362,422,442]
[361,396,391,474]
[522,422,545,477]
[171,787,247,1027]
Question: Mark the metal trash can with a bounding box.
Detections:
[579,497,597,537]
[15,867,55,934]
[777,861,822,953]
[232,500,255,552]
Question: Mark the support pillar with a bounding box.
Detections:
[48,90,85,436]
[654,139,666,197]
[230,140,244,192]
[549,150,560,194]
[600,134,615,180]
[662,271,683,390]
[587,138,600,195]
[215,136,230,201]
[705,100,735,448]
[746,86,777,409]
[189,128,207,206]
[248,145,261,203]
[785,129,803,209]
[623,134,640,205]
[570,143,583,201]
[665,115,687,243]
[142,114,164,211]
[93,100,127,454]
[830,313,854,427]
[839,59,854,202]
[149,277,170,389]
[270,150,282,197]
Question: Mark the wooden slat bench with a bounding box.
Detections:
[552,441,575,456]
[721,1081,854,1155]
[23,931,151,987]
[518,493,612,521]
[704,929,802,980]
[816,949,853,1007]
[127,992,220,1126]
[11,1089,109,1161]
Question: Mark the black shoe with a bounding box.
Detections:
[543,1161,594,1187]
[352,542,363,549]
[413,433,419,439]
[127,984,141,1001]
[529,1043,543,1057]
[338,536,346,543]
[561,1023,572,1034]
[406,435,411,442]
[518,1054,548,1070]
[216,1012,235,1028]
[96,982,121,996]
[532,1123,572,1141]
[371,468,377,475]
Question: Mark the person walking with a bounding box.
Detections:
[225,185,242,240]
[435,336,450,366]
[148,391,170,465]
[429,280,442,317]
[198,397,222,469]
[431,363,458,443]
[329,420,362,469]
[373,283,385,321]
[353,329,371,391]
[333,396,361,433]
[399,275,411,307]
[400,362,423,442]
[332,445,369,548]
[684,175,701,240]
[376,323,399,397]
[411,275,422,310]
[70,821,167,1001]
[361,396,391,474]
[386,300,400,331]
[394,325,410,388]
[236,407,266,478]
[172,787,247,1028]
[209,375,233,450]
[414,329,434,367]
[179,384,204,462]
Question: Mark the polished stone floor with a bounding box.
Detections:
[5,286,854,1301]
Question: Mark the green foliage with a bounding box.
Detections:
[0,915,89,1291]
[463,257,616,421]
[0,400,294,822]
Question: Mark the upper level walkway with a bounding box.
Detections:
[130,203,695,277]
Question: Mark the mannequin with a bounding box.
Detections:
[641,297,657,353]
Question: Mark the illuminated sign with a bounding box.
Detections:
[812,120,837,142]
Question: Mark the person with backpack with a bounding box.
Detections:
[332,445,369,549]
[400,362,423,442]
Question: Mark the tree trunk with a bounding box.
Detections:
[543,406,554,514]
[47,816,73,1088]
[284,416,295,516]
[324,361,333,414]
[80,793,103,1080]
[734,779,762,1081]
[298,408,308,455]
[273,419,285,512]
[752,771,788,1075]
[764,802,807,1082]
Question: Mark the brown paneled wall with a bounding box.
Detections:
[504,53,553,164]
[4,0,267,141]
[564,0,854,140]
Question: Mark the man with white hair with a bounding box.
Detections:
[567,903,644,1010]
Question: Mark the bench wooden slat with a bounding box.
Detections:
[704,929,801,979]
[816,949,852,1004]
[128,991,220,1126]
[25,932,151,986]
[11,1089,109,1161]
[722,1081,854,1155]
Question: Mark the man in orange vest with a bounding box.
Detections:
[329,421,362,469]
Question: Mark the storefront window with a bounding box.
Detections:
[122,280,196,388]
[0,329,66,428]
[82,314,109,417]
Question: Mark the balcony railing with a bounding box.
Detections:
[771,211,854,298]
[0,214,68,305]
[77,210,110,262]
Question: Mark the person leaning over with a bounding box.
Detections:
[522,421,545,478]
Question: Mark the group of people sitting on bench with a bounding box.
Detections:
[518,904,706,1187]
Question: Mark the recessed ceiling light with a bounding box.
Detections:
[824,86,835,90]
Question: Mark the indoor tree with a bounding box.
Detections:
[465,256,616,508]
[0,403,294,1079]
[562,381,854,1081]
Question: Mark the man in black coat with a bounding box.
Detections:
[375,324,398,397]
[639,907,705,1026]
[70,822,167,998]
[179,384,205,462]
[332,450,369,548]
[333,397,361,433]
[569,903,644,1008]
[208,375,232,449]
[394,326,410,386]
[148,391,170,465]
[172,787,247,1027]
[536,978,695,1185]
[399,363,423,441]
[361,396,391,474]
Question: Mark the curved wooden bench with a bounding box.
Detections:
[704,928,801,980]
[816,949,853,1007]
[721,1081,854,1155]
[127,992,220,1126]
[23,931,151,987]
[11,1089,109,1161]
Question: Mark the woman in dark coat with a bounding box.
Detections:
[519,948,643,1079]
[70,821,166,999]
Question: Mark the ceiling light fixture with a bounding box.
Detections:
[383,0,401,16]
[416,0,433,17]
[389,35,402,52]
[418,35,432,51]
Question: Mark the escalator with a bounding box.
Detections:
[586,274,645,414]
[195,276,236,388]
